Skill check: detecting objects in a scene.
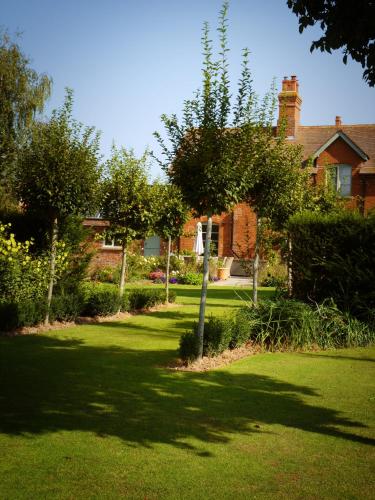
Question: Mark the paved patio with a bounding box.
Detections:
[211,276,252,287]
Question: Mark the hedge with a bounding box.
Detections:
[288,210,375,319]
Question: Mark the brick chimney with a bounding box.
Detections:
[278,75,302,138]
[335,116,342,127]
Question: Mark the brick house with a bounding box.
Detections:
[85,75,375,272]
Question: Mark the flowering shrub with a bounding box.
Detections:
[169,277,178,284]
[0,222,68,303]
[149,269,165,281]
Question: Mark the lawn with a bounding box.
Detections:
[0,285,374,499]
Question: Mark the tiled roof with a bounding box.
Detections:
[292,124,375,168]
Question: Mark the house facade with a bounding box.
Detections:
[86,76,375,272]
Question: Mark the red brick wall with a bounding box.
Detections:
[179,204,257,259]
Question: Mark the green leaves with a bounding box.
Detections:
[16,89,101,222]
[100,146,156,242]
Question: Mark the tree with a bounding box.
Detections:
[100,147,156,308]
[0,32,52,209]
[287,0,375,86]
[242,129,309,301]
[153,184,189,302]
[16,89,101,323]
[154,2,270,359]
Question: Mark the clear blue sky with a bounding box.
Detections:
[2,0,374,177]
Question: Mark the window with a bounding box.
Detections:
[103,236,122,248]
[329,164,352,197]
[202,223,219,256]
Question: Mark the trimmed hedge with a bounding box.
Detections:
[0,299,47,331]
[288,210,375,319]
[0,285,177,332]
[128,288,176,310]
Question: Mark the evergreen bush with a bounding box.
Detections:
[288,210,375,318]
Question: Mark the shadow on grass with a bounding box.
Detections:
[0,334,373,454]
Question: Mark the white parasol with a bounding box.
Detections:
[193,221,204,255]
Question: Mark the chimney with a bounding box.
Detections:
[335,116,342,127]
[278,75,302,138]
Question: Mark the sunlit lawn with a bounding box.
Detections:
[0,285,374,499]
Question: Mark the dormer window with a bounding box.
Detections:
[330,164,352,197]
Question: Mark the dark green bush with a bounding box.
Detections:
[288,210,375,318]
[197,316,232,357]
[230,308,255,349]
[50,293,85,322]
[179,331,199,363]
[128,288,175,310]
[0,299,47,331]
[81,283,122,316]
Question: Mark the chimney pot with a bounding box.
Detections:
[291,75,297,80]
[335,116,342,127]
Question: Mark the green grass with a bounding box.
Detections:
[0,285,374,499]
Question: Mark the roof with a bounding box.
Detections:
[291,124,375,168]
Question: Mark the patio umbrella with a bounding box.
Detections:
[193,222,204,255]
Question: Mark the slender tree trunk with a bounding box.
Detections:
[118,242,127,313]
[197,213,212,360]
[45,217,58,325]
[287,234,293,297]
[252,214,261,304]
[165,235,171,303]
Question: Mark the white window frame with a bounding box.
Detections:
[102,236,122,248]
[329,164,352,197]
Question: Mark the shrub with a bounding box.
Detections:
[50,292,85,322]
[288,210,375,318]
[81,283,122,316]
[128,288,175,310]
[230,308,255,349]
[179,272,202,285]
[0,299,47,331]
[179,331,199,363]
[149,270,165,281]
[197,316,232,357]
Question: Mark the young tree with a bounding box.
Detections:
[242,131,309,301]
[154,2,264,359]
[0,32,51,210]
[153,184,189,302]
[100,147,156,308]
[16,89,101,323]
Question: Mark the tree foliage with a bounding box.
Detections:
[287,0,375,86]
[154,1,278,358]
[101,147,155,243]
[100,146,157,302]
[16,89,101,322]
[16,89,101,221]
[0,32,52,209]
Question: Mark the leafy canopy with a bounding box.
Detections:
[0,32,52,209]
[154,2,274,217]
[287,0,375,86]
[100,147,156,243]
[153,184,190,241]
[16,89,101,222]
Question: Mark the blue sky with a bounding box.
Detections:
[2,0,375,177]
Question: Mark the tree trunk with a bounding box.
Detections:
[252,214,261,304]
[45,217,58,325]
[165,235,171,303]
[118,242,127,313]
[287,234,293,297]
[197,213,212,360]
